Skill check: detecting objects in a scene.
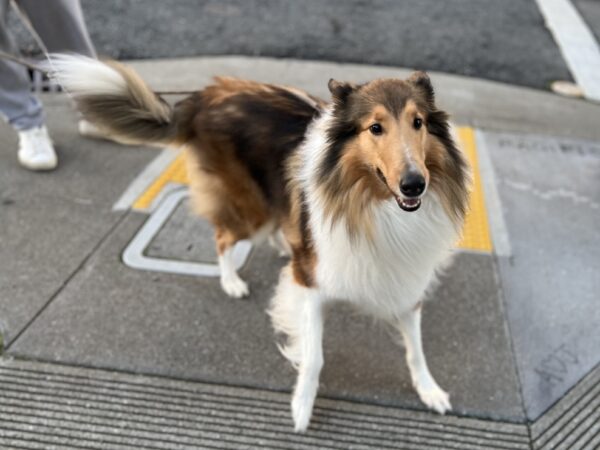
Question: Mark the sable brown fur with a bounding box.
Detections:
[176,78,322,262]
[179,77,321,213]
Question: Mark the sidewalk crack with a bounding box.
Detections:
[5,211,130,351]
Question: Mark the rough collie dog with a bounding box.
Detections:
[50,55,470,432]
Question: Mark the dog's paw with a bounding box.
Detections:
[291,392,315,433]
[220,274,249,298]
[416,384,451,414]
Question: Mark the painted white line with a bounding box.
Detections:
[475,129,512,257]
[122,188,252,277]
[112,148,180,211]
[536,0,600,101]
[147,181,187,213]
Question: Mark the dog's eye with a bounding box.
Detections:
[413,117,423,130]
[369,123,383,135]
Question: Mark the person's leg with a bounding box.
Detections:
[15,0,96,57]
[0,0,55,170]
[0,0,45,131]
[17,0,100,139]
[8,0,98,168]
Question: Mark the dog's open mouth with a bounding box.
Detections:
[396,197,421,212]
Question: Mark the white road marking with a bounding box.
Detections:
[146,181,187,213]
[536,0,600,101]
[122,189,252,277]
[475,129,512,257]
[112,148,179,211]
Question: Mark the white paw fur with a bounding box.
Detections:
[218,247,249,298]
[220,273,249,298]
[292,391,315,432]
[415,382,451,414]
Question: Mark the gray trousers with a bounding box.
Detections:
[0,0,95,130]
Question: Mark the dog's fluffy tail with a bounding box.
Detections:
[48,54,179,146]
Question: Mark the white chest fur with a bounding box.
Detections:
[310,195,457,319]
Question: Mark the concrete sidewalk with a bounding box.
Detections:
[0,56,599,449]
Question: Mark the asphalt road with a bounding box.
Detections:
[7,0,600,90]
[574,0,600,42]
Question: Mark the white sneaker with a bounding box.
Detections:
[78,119,105,139]
[18,125,58,171]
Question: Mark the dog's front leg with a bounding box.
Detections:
[397,304,451,414]
[291,289,324,432]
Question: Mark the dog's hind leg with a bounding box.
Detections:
[215,226,249,298]
[397,303,451,414]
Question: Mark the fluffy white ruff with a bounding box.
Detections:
[45,54,127,97]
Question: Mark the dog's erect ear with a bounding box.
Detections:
[407,71,434,104]
[328,79,356,103]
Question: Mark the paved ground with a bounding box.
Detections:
[9,0,600,90]
[1,56,599,448]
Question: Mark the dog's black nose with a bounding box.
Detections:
[400,171,426,197]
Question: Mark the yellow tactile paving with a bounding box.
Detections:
[456,127,493,252]
[132,152,189,210]
[131,127,493,252]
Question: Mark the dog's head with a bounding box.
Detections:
[318,72,470,231]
